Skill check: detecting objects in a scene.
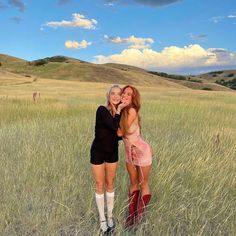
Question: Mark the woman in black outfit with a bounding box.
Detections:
[90,85,127,234]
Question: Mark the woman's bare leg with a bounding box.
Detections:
[126,162,139,193]
[105,162,118,228]
[91,164,107,232]
[105,162,117,192]
[137,165,151,196]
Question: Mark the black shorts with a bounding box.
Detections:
[90,148,118,165]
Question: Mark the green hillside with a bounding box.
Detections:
[198,70,236,90]
[0,54,183,88]
[148,71,233,92]
[0,53,235,91]
[199,70,236,82]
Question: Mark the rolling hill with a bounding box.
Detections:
[0,53,235,91]
[0,54,184,88]
[0,69,33,86]
[199,70,236,82]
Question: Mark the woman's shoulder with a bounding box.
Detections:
[128,107,137,115]
[97,105,106,110]
[97,105,109,113]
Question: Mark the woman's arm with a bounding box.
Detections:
[117,107,137,137]
[127,107,137,128]
[97,106,121,131]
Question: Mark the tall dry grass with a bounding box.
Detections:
[0,85,236,235]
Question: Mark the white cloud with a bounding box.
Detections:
[189,33,207,41]
[104,35,154,49]
[104,3,114,6]
[46,13,97,29]
[211,14,236,24]
[94,44,236,73]
[65,40,92,49]
[211,16,224,23]
[228,14,236,18]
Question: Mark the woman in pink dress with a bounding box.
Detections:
[117,85,152,228]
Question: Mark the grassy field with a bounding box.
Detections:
[0,80,236,235]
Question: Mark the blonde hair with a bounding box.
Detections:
[119,85,141,135]
[106,84,122,115]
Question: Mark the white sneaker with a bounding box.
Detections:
[107,217,115,229]
[100,220,108,233]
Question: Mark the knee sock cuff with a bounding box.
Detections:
[95,193,104,199]
[106,191,114,197]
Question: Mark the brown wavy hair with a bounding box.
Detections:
[119,85,141,135]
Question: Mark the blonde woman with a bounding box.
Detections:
[90,85,128,234]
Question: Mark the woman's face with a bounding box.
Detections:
[121,87,133,105]
[109,87,121,105]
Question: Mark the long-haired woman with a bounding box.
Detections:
[90,85,128,234]
[118,85,152,228]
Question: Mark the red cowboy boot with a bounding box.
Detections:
[135,193,151,224]
[125,190,140,228]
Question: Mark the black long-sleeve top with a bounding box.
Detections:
[91,105,121,153]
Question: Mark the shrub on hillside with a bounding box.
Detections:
[202,87,212,91]
[148,71,169,77]
[216,79,226,86]
[30,59,48,66]
[227,73,234,77]
[29,56,67,66]
[148,71,186,80]
[45,56,67,63]
[227,78,236,89]
[209,71,223,75]
[189,79,202,83]
[169,74,186,80]
[216,78,236,90]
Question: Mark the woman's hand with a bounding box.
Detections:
[110,103,116,115]
[116,101,129,114]
[117,127,123,137]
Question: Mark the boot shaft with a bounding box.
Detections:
[136,193,151,224]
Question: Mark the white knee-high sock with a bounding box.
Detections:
[95,193,107,231]
[106,191,115,227]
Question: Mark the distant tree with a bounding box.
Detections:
[189,79,202,83]
[148,71,186,80]
[209,71,223,75]
[32,59,48,66]
[45,56,67,62]
[227,73,234,77]
[227,78,236,89]
[169,74,186,80]
[202,87,212,91]
[216,78,236,90]
[0,62,2,67]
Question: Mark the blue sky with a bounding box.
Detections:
[0,0,236,74]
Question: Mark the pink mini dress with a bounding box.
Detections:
[123,122,152,167]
